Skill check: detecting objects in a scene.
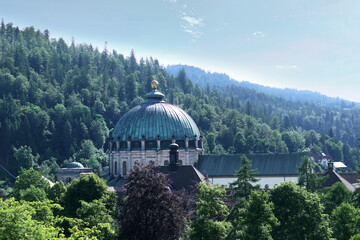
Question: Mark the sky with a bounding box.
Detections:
[1,0,360,102]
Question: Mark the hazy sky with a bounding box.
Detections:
[1,0,360,102]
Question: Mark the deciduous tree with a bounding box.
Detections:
[119,165,187,240]
[190,182,231,240]
[270,181,331,240]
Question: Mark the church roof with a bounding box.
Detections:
[112,81,200,141]
[197,152,309,177]
[66,162,84,169]
[157,165,207,192]
[107,165,207,194]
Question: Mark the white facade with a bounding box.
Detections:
[208,175,299,188]
[109,147,203,177]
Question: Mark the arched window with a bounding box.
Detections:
[149,160,154,166]
[123,161,127,176]
[178,160,183,165]
[164,160,169,166]
[114,162,118,175]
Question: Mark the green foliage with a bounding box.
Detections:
[48,181,67,204]
[351,234,360,240]
[12,168,50,200]
[240,190,279,240]
[13,145,35,170]
[270,181,331,240]
[297,156,320,192]
[62,174,109,216]
[228,155,259,200]
[39,157,59,181]
[190,183,231,240]
[331,202,360,240]
[319,182,352,214]
[0,198,61,239]
[76,199,114,227]
[18,184,48,202]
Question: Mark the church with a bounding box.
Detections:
[108,80,307,188]
[108,80,204,177]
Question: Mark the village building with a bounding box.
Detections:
[56,161,92,184]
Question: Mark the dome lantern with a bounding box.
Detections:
[146,79,165,102]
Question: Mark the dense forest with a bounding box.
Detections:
[0,21,359,180]
[167,65,360,147]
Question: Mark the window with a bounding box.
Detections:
[178,160,183,165]
[164,160,169,166]
[114,162,118,175]
[149,160,154,166]
[123,161,127,176]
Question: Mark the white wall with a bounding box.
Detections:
[209,176,299,188]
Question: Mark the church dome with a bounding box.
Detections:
[66,162,84,169]
[112,81,201,142]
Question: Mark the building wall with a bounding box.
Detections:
[109,148,202,177]
[208,176,299,188]
[56,168,93,184]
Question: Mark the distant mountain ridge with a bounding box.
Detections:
[166,64,358,107]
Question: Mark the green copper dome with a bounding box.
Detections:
[112,82,200,142]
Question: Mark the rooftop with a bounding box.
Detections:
[197,152,309,177]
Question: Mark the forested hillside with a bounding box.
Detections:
[166,65,360,148]
[0,21,359,176]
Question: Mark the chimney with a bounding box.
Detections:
[169,143,179,171]
[328,160,334,172]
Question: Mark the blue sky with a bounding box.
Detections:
[1,0,360,102]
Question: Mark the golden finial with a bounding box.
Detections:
[151,80,159,89]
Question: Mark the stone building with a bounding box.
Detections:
[108,80,204,177]
[56,161,92,184]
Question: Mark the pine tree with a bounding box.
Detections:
[228,155,259,200]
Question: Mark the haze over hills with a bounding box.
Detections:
[166,64,359,107]
[166,64,360,149]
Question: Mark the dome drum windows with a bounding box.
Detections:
[177,140,185,148]
[131,141,141,150]
[188,140,195,148]
[145,140,157,150]
[161,140,172,150]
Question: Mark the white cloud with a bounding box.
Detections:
[180,14,204,40]
[253,31,265,38]
[275,65,301,71]
[182,16,203,27]
[169,0,177,3]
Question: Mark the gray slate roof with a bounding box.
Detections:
[197,152,309,177]
[319,171,359,192]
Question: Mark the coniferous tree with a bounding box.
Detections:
[297,156,321,192]
[228,155,259,200]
